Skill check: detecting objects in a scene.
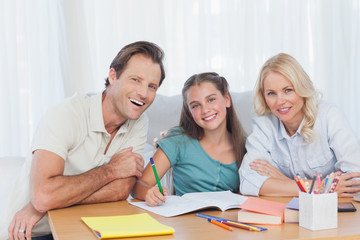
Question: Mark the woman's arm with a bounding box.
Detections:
[259,178,300,196]
[132,148,171,206]
[250,159,300,196]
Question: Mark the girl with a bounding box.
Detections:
[133,72,246,206]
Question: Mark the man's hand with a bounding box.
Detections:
[107,147,144,179]
[8,202,45,240]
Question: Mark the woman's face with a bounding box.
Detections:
[263,71,304,134]
[186,81,230,133]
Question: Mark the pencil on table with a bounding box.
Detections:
[208,219,232,231]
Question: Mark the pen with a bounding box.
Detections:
[309,173,316,194]
[324,173,334,193]
[317,173,322,189]
[297,175,308,193]
[208,219,232,231]
[294,176,306,192]
[318,178,326,194]
[322,175,329,194]
[329,176,340,193]
[195,213,267,231]
[224,220,261,232]
[304,177,310,193]
[149,157,163,195]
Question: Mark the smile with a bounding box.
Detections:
[203,114,217,121]
[130,98,145,106]
[277,107,291,113]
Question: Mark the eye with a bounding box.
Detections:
[191,104,199,109]
[285,88,293,93]
[267,91,275,96]
[148,84,157,90]
[131,78,139,82]
[208,97,215,102]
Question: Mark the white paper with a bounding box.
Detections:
[129,191,248,217]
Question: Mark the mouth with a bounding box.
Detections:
[130,98,145,107]
[277,107,291,114]
[202,113,217,121]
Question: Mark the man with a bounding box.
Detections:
[7,41,165,239]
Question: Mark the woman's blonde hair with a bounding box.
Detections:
[253,53,320,143]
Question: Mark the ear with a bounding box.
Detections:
[225,93,231,108]
[108,68,117,85]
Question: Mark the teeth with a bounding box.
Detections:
[279,108,290,112]
[203,114,216,121]
[130,98,144,106]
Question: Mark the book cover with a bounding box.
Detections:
[238,197,286,225]
[81,213,175,239]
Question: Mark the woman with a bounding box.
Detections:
[239,53,360,197]
[133,72,247,206]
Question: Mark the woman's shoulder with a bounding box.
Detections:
[317,100,343,118]
[253,114,278,128]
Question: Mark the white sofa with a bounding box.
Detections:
[0,91,254,197]
[145,91,254,148]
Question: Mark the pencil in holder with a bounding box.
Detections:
[299,191,338,230]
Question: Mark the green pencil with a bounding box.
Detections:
[150,157,163,195]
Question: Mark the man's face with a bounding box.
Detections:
[107,54,161,122]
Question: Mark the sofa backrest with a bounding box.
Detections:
[144,91,255,145]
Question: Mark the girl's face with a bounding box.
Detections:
[186,81,230,133]
[263,71,304,133]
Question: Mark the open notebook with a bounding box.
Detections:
[130,191,248,217]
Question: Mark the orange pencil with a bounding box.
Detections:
[208,219,232,231]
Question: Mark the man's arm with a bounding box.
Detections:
[78,177,136,204]
[30,147,143,213]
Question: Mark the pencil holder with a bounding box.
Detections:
[299,191,337,230]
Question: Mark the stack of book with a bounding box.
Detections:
[237,197,286,225]
[284,197,299,223]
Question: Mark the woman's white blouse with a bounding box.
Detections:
[239,101,360,196]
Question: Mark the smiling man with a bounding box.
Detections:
[6,41,165,240]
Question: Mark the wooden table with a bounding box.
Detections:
[48,197,360,240]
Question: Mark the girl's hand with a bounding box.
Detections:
[145,186,168,207]
[250,159,288,180]
[335,172,360,197]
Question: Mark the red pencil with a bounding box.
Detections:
[294,176,306,192]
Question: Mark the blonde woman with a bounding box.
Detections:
[239,53,360,197]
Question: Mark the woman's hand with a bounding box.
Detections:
[145,186,168,207]
[8,202,45,240]
[334,172,360,197]
[250,159,289,180]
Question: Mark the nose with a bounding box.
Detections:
[277,93,286,105]
[201,102,210,114]
[136,84,148,99]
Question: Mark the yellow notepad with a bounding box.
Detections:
[81,213,175,239]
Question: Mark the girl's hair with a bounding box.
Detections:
[253,53,320,143]
[179,72,247,167]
